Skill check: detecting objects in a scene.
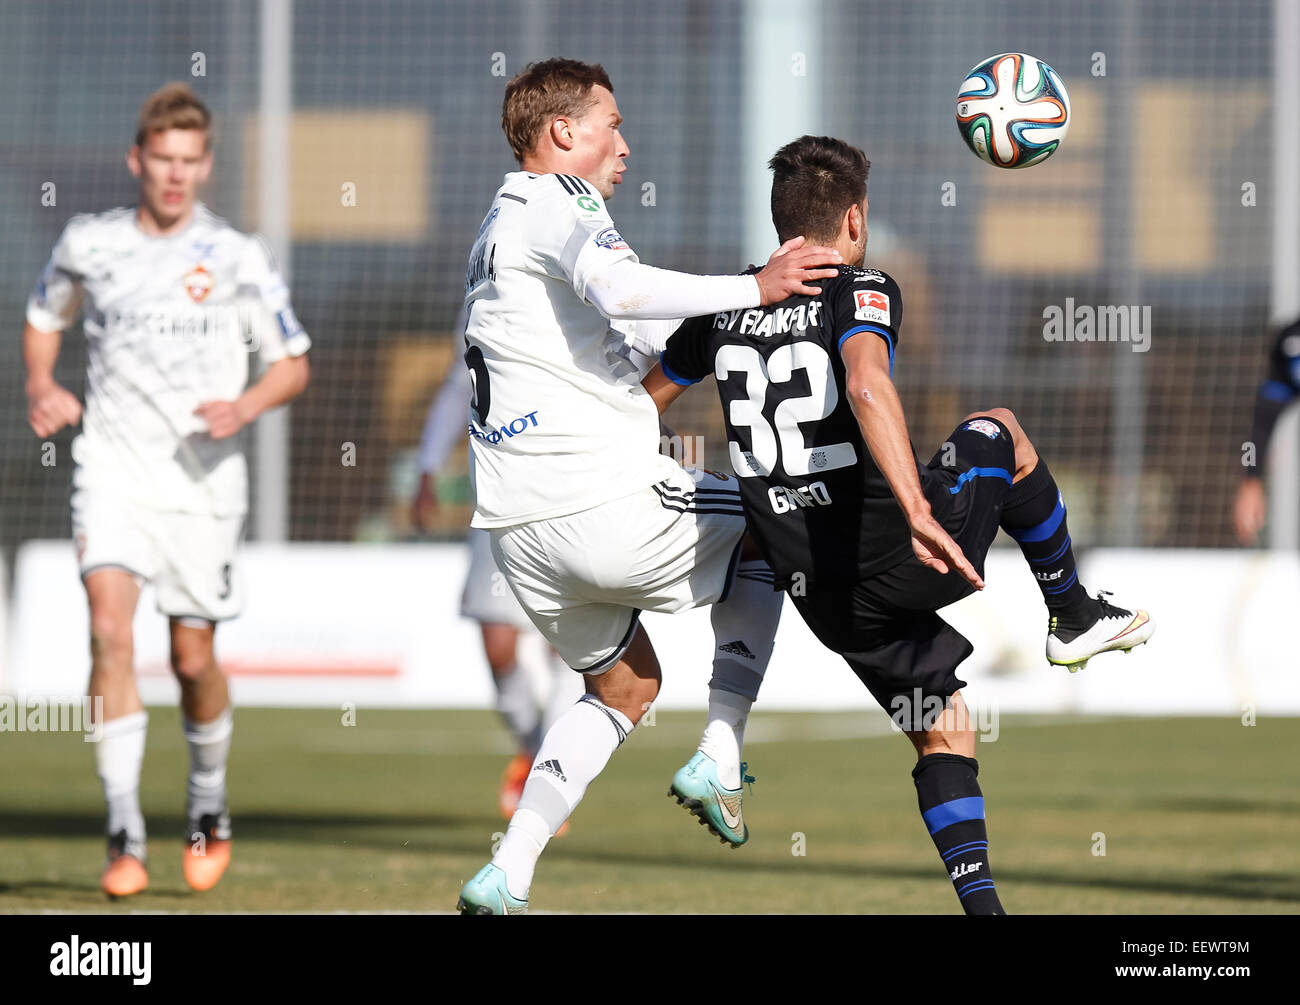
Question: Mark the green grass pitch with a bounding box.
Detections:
[2,708,1297,914]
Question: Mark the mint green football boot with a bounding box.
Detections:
[668,752,753,848]
[457,863,529,915]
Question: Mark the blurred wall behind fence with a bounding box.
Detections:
[0,0,1291,555]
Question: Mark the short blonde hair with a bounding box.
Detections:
[135,83,212,149]
[501,59,612,163]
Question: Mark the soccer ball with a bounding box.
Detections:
[956,52,1070,169]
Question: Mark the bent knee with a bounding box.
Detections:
[587,669,660,724]
[964,406,1018,431]
[624,677,661,724]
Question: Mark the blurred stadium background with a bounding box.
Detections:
[2,0,1295,549]
[1,1,1298,913]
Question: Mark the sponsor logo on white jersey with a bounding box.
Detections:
[594,226,629,250]
[182,264,213,302]
[469,410,542,446]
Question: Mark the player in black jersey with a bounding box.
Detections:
[1234,319,1300,543]
[643,136,1155,915]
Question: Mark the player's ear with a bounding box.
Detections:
[848,203,864,243]
[840,204,856,245]
[197,149,214,184]
[550,115,576,152]
[126,145,143,179]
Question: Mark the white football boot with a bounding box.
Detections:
[1046,591,1155,672]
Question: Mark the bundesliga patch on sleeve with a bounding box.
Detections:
[594,227,629,251]
[962,418,1003,439]
[853,289,891,325]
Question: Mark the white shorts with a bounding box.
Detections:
[71,485,245,623]
[460,527,534,630]
[489,467,746,673]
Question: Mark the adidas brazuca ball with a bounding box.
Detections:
[956,52,1070,168]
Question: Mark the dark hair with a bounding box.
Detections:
[502,58,613,162]
[768,136,870,243]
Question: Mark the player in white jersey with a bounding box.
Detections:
[413,319,581,820]
[458,59,841,914]
[21,84,311,898]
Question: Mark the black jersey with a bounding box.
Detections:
[661,265,939,588]
[1248,319,1300,471]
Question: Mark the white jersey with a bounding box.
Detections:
[609,317,682,378]
[463,171,680,528]
[27,203,311,516]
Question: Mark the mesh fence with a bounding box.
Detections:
[0,0,1282,552]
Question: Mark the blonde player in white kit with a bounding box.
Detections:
[22,85,311,898]
[457,60,842,914]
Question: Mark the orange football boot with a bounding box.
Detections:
[101,831,148,898]
[183,812,232,892]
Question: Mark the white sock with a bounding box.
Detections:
[702,558,781,788]
[492,695,632,899]
[95,711,148,843]
[183,707,233,822]
[492,662,542,756]
[698,690,753,790]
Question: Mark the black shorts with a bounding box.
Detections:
[789,416,1017,721]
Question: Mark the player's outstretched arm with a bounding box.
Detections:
[23,322,82,438]
[584,240,841,322]
[195,355,310,440]
[841,333,983,590]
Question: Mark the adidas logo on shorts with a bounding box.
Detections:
[534,758,567,783]
[719,640,756,659]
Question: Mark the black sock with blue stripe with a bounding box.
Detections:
[999,459,1097,629]
[913,753,1004,915]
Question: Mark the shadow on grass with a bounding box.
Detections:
[0,809,504,840]
[0,878,194,902]
[5,808,1297,907]
[470,842,1300,906]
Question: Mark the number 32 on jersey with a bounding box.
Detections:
[715,342,857,478]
